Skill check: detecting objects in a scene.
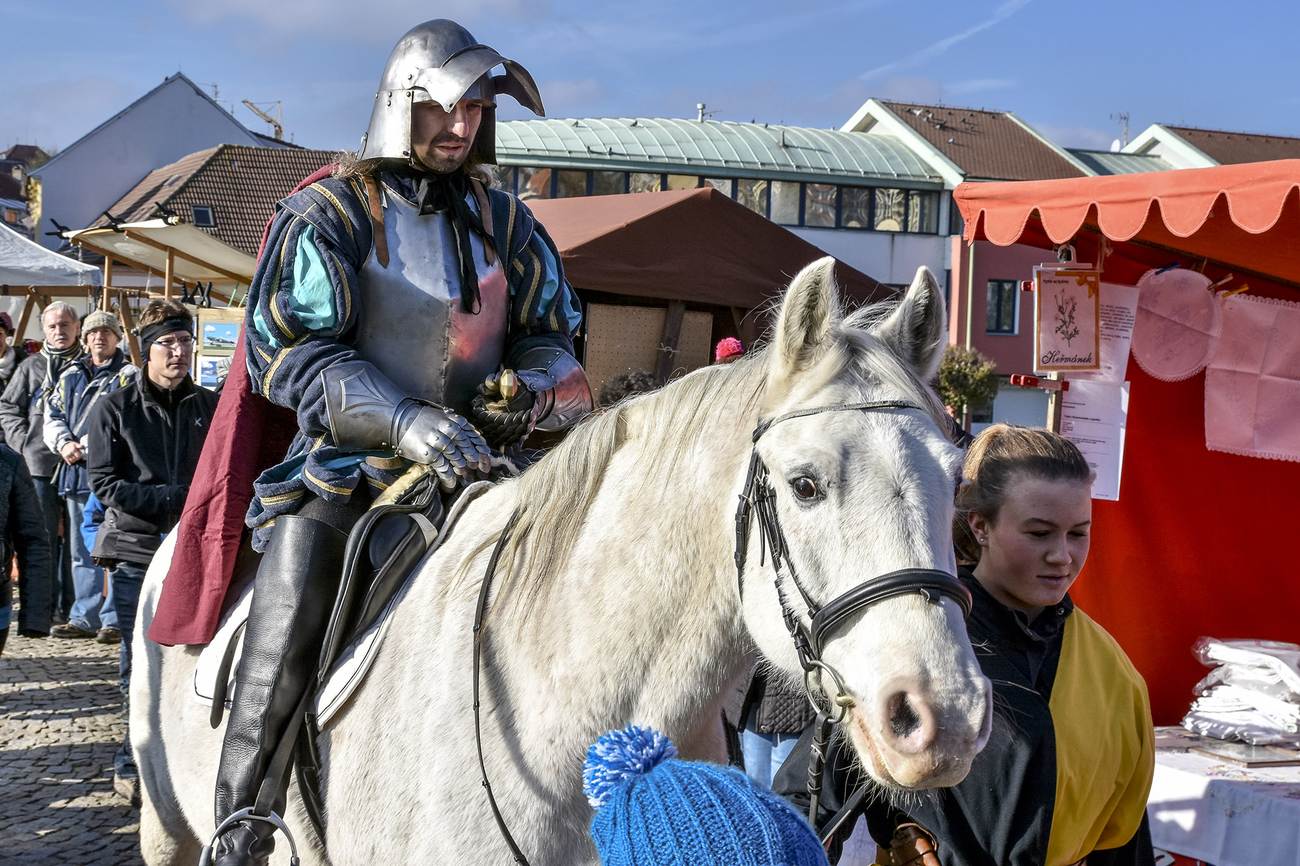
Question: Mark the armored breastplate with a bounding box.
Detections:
[354,182,508,415]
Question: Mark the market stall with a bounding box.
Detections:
[529,187,888,393]
[956,160,1300,866]
[0,222,101,340]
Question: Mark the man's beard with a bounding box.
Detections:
[416,137,472,173]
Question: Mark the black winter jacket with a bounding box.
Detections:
[0,442,52,634]
[87,374,218,566]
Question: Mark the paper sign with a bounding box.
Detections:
[1072,282,1138,384]
[1034,268,1101,372]
[1059,380,1129,501]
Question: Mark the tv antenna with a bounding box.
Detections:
[1110,111,1130,147]
[242,99,284,141]
[696,102,719,122]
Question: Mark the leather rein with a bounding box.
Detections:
[471,400,972,862]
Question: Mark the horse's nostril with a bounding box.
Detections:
[888,692,922,739]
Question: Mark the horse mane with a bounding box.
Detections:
[476,293,948,616]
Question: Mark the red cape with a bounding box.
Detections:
[148,167,331,646]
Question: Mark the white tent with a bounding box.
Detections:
[0,222,100,286]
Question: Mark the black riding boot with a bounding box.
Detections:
[211,513,349,866]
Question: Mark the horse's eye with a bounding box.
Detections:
[791,475,820,501]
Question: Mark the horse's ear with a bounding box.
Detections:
[770,257,840,377]
[872,266,947,381]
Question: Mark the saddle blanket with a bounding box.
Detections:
[192,481,493,729]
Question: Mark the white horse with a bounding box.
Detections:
[131,258,992,865]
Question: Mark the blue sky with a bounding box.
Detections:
[9,1,1300,154]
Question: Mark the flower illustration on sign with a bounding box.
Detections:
[1054,290,1080,345]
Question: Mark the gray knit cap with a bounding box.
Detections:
[83,310,123,339]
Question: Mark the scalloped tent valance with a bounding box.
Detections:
[954,159,1300,285]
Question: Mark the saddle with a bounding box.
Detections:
[194,479,495,729]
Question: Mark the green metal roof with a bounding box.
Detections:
[495,118,943,186]
[1069,149,1173,176]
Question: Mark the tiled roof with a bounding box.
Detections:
[1069,149,1173,175]
[0,174,21,200]
[1164,125,1300,165]
[99,144,336,255]
[3,144,49,167]
[881,101,1085,181]
[496,117,942,184]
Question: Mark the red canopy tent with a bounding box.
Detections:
[955,160,1300,724]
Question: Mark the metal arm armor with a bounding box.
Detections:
[511,347,593,432]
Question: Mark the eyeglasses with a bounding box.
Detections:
[153,336,194,353]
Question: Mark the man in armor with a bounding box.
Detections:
[209,19,592,863]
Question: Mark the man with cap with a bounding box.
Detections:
[44,310,136,641]
[207,18,592,864]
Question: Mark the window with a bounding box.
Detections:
[517,166,551,199]
[665,174,699,191]
[986,280,1019,334]
[770,181,800,225]
[949,193,965,236]
[735,179,768,216]
[192,206,216,227]
[629,172,661,193]
[703,177,734,198]
[873,189,905,232]
[907,190,938,233]
[555,170,588,198]
[592,171,625,196]
[840,187,871,229]
[804,184,836,227]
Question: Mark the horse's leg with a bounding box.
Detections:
[138,781,201,866]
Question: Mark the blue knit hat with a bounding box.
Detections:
[584,725,829,866]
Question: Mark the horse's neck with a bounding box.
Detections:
[511,403,757,747]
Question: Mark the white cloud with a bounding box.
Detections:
[860,0,1034,82]
[1033,122,1116,150]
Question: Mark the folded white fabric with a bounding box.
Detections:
[1184,638,1300,746]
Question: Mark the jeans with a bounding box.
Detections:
[110,560,147,697]
[31,476,73,619]
[65,492,116,631]
[741,729,800,788]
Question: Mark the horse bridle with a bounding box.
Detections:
[733,399,972,828]
[472,400,973,862]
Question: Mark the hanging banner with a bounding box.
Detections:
[1072,282,1139,384]
[1034,267,1101,372]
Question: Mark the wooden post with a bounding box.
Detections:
[117,294,141,366]
[654,301,687,385]
[164,249,174,301]
[15,292,37,343]
[102,258,114,311]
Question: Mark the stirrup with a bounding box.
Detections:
[198,807,302,866]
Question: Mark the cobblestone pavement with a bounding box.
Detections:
[1,626,143,866]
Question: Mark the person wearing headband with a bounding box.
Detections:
[86,300,219,798]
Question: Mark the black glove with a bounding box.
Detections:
[469,370,536,448]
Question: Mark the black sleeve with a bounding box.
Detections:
[10,455,52,635]
[1088,813,1156,866]
[86,400,186,522]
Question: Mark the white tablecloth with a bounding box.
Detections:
[1149,728,1300,866]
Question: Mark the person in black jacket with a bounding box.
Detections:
[87,299,218,795]
[0,441,53,655]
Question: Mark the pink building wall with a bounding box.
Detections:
[947,237,1050,376]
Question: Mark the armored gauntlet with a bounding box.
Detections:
[321,363,491,490]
